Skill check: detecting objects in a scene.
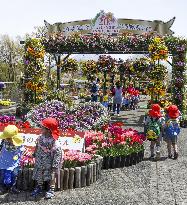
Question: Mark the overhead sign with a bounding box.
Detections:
[44,10,175,36]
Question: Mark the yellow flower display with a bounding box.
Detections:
[0,100,14,106]
[148,37,168,61]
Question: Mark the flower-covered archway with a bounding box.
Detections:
[43,33,187,113]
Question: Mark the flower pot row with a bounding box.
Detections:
[16,156,103,191]
[102,150,144,169]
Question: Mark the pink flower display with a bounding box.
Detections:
[85,124,146,157]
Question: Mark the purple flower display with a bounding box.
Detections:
[26,101,110,131]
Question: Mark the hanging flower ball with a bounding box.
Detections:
[148,37,168,61]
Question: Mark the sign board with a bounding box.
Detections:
[0,128,85,152]
[45,10,175,36]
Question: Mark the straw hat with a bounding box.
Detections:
[0,125,23,146]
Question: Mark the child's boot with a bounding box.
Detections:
[45,189,55,199]
[149,144,155,159]
[155,146,160,160]
[174,152,179,160]
[45,183,55,200]
[31,185,42,197]
[0,185,6,195]
[10,185,20,194]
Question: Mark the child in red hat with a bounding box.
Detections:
[31,118,63,199]
[164,105,181,159]
[144,104,165,160]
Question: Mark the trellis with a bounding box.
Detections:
[42,33,187,113]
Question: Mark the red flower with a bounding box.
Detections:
[112,122,124,127]
[22,121,31,128]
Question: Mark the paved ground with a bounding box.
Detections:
[1,96,187,205]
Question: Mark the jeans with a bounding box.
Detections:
[113,104,121,114]
[0,169,16,187]
[91,95,98,102]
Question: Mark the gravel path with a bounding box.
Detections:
[0,96,187,205]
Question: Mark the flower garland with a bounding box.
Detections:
[24,38,47,103]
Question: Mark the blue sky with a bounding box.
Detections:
[0,0,186,38]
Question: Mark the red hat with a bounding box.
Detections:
[167,105,179,119]
[149,104,162,118]
[41,118,60,140]
[133,90,139,96]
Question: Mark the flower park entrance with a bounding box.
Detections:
[24,11,187,114]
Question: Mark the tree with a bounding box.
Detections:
[0,35,24,82]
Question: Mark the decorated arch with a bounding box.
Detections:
[23,11,187,113]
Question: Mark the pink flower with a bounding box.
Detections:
[101,142,108,147]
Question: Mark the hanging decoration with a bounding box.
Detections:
[148,37,168,61]
[24,38,47,103]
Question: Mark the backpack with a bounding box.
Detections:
[165,119,180,139]
[146,118,161,140]
[91,84,98,93]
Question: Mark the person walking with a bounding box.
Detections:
[164,105,181,159]
[112,81,124,116]
[144,104,165,160]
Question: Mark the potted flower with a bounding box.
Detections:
[180,114,187,128]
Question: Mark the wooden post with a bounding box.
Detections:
[81,166,87,187]
[63,168,69,190]
[60,169,64,191]
[86,164,91,186]
[98,156,103,177]
[96,158,100,180]
[68,168,75,189]
[75,167,81,188]
[16,170,23,190]
[90,164,94,184]
[28,168,34,191]
[93,163,97,182]
[22,168,29,191]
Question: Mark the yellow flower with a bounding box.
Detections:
[73,135,81,143]
[13,155,18,161]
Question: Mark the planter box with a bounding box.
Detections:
[102,150,144,169]
[16,156,103,191]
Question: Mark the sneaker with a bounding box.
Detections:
[0,186,6,195]
[45,190,55,199]
[149,154,155,160]
[168,154,172,159]
[155,151,160,160]
[31,186,42,197]
[10,186,20,194]
[174,152,179,160]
